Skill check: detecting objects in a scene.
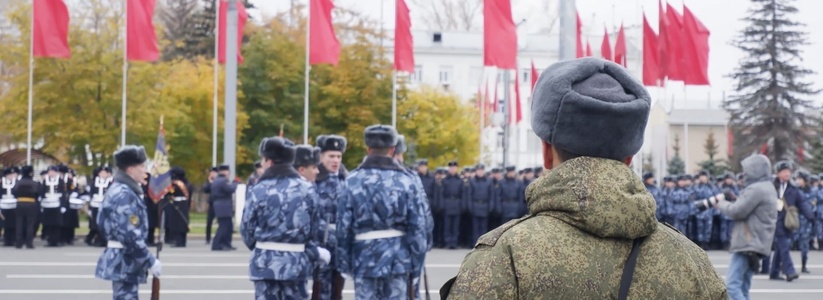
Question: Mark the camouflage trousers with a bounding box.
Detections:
[253,279,308,300]
[695,215,713,243]
[111,281,138,300]
[353,275,408,300]
[316,267,344,299]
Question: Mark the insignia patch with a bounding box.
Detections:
[130,215,139,226]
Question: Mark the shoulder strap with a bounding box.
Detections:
[618,236,646,300]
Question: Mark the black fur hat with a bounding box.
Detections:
[259,137,296,164]
[2,166,18,176]
[114,145,148,169]
[217,164,230,171]
[20,166,34,178]
[171,166,187,181]
[316,135,347,153]
[394,135,407,154]
[775,160,794,173]
[293,145,321,167]
[416,159,428,166]
[363,125,399,149]
[642,172,654,180]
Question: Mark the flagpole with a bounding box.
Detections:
[26,0,35,165]
[303,0,311,143]
[391,71,397,127]
[212,0,220,167]
[479,74,485,164]
[121,0,128,148]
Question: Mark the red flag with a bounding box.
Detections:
[218,0,248,64]
[309,0,341,65]
[32,0,70,58]
[586,40,592,56]
[493,73,499,112]
[127,0,160,62]
[665,3,685,81]
[513,71,522,124]
[394,0,414,72]
[600,28,612,61]
[614,23,627,67]
[682,5,710,85]
[483,0,517,69]
[530,61,539,92]
[642,15,660,86]
[576,13,584,58]
[657,0,668,83]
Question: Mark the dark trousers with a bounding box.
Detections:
[443,214,460,248]
[472,216,488,245]
[44,226,61,246]
[168,231,186,247]
[61,226,75,245]
[212,217,233,250]
[432,212,443,248]
[15,202,38,247]
[85,208,105,246]
[205,203,215,243]
[2,227,14,246]
[770,236,797,277]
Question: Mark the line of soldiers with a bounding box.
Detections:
[413,162,543,249]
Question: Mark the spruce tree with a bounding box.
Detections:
[723,0,819,164]
[697,131,729,175]
[668,135,686,175]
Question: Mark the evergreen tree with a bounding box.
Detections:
[697,131,729,175]
[159,0,200,60]
[668,135,685,175]
[805,124,823,173]
[723,0,820,164]
[184,0,255,59]
[643,153,655,174]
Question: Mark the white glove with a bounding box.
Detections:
[60,207,66,214]
[715,193,726,202]
[86,209,93,217]
[317,247,331,265]
[150,260,162,278]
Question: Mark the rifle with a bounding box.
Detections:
[151,202,165,300]
[423,267,431,300]
[311,213,332,300]
[408,272,415,300]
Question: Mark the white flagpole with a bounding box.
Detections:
[212,0,220,167]
[479,71,485,164]
[303,0,311,143]
[121,0,128,147]
[26,0,35,165]
[391,71,397,127]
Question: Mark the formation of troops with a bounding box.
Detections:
[645,160,823,279]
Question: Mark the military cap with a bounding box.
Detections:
[293,145,321,167]
[416,159,428,166]
[448,160,459,167]
[796,171,811,183]
[363,124,399,149]
[522,168,533,174]
[715,175,724,182]
[811,175,820,182]
[435,167,447,175]
[48,165,60,172]
[518,170,525,175]
[20,165,34,178]
[663,175,673,182]
[737,173,745,180]
[258,136,296,164]
[475,163,486,170]
[723,172,734,180]
[101,166,112,173]
[678,174,692,181]
[210,166,219,172]
[217,164,230,171]
[642,172,654,180]
[531,58,651,161]
[171,167,186,180]
[774,160,793,172]
[533,166,544,173]
[57,164,70,173]
[114,145,148,169]
[316,135,347,153]
[491,167,502,173]
[253,160,262,168]
[394,134,407,155]
[2,166,18,176]
[461,167,470,173]
[697,170,710,178]
[505,166,516,172]
[466,167,475,172]
[39,170,48,176]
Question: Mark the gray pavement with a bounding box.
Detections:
[2,239,823,299]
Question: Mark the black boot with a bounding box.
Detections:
[802,256,810,274]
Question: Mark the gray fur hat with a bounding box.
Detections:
[258,137,296,164]
[113,145,148,169]
[530,58,651,160]
[293,145,321,167]
[364,125,399,149]
[394,135,407,154]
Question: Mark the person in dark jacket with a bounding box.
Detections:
[211,164,238,251]
[765,161,815,281]
[203,167,217,244]
[164,167,191,247]
[12,166,40,249]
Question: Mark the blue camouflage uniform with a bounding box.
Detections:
[718,182,740,247]
[440,173,464,249]
[692,182,716,245]
[314,163,347,299]
[669,184,694,236]
[816,184,823,246]
[241,164,324,300]
[644,183,663,221]
[467,174,496,244]
[95,173,157,300]
[795,184,816,271]
[336,155,428,300]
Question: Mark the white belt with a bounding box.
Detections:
[256,242,305,252]
[327,224,336,231]
[107,241,124,249]
[355,229,404,241]
[173,196,187,202]
[40,198,60,208]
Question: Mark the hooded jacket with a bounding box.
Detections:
[446,157,727,299]
[716,154,777,256]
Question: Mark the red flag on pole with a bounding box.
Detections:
[614,24,627,67]
[642,15,660,86]
[600,28,611,61]
[218,0,248,64]
[32,0,70,58]
[665,3,685,81]
[657,0,668,83]
[127,0,160,62]
[576,13,584,58]
[586,40,592,57]
[513,71,522,124]
[394,0,414,72]
[682,5,710,85]
[483,0,517,69]
[493,73,499,112]
[530,61,539,92]
[309,0,341,65]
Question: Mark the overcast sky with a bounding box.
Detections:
[249,0,823,109]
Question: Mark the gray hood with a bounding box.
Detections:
[742,154,771,186]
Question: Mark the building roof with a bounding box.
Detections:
[668,108,729,126]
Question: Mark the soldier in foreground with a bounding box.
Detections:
[443,58,727,299]
[95,145,162,299]
[336,125,428,299]
[314,135,348,299]
[241,137,330,299]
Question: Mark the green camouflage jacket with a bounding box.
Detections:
[447,157,727,299]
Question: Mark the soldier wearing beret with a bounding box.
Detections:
[445,58,725,299]
[336,125,428,299]
[210,165,237,251]
[1,166,18,246]
[440,160,464,249]
[11,165,40,249]
[241,137,330,299]
[314,134,349,299]
[95,145,162,299]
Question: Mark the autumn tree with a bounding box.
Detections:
[668,135,685,175]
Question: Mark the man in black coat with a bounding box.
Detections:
[211,164,238,251]
[202,167,217,244]
[765,161,815,281]
[12,166,40,249]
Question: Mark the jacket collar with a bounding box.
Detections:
[114,171,142,196]
[258,164,301,181]
[356,155,405,172]
[317,163,348,181]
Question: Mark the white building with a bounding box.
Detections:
[390,29,645,170]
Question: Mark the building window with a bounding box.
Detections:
[433,32,442,43]
[439,66,453,84]
[522,69,530,83]
[410,65,422,83]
